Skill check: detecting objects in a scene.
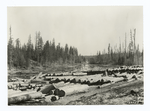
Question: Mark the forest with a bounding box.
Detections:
[7,26,86,70]
[89,29,143,66]
[8,27,143,70]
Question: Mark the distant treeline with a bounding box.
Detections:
[7,27,86,69]
[89,29,143,66]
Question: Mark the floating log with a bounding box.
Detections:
[8,91,42,104]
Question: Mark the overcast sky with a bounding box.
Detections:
[7,6,143,55]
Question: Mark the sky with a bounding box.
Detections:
[7,6,143,55]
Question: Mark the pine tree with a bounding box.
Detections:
[14,38,20,68]
[8,26,13,70]
[26,35,32,67]
[52,38,56,62]
[65,44,69,62]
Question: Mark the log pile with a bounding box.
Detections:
[8,65,143,105]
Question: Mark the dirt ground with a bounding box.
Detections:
[10,79,143,105]
[8,64,144,105]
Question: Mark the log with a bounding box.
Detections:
[19,83,30,87]
[36,72,43,79]
[26,76,36,83]
[34,87,41,92]
[54,89,60,95]
[36,84,43,87]
[72,72,87,76]
[88,80,101,86]
[28,85,32,89]
[40,84,56,94]
[31,79,49,84]
[58,90,65,97]
[44,76,52,80]
[53,82,70,88]
[100,83,112,88]
[19,87,27,91]
[45,95,53,102]
[45,90,53,96]
[114,78,125,83]
[8,85,12,89]
[40,73,48,78]
[8,91,42,104]
[75,79,81,83]
[53,88,65,97]
[8,90,22,97]
[59,84,89,96]
[51,95,59,102]
[8,90,37,98]
[70,78,76,83]
[45,95,59,102]
[12,82,24,86]
[64,78,70,83]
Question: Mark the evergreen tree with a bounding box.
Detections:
[26,35,32,67]
[8,26,13,70]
